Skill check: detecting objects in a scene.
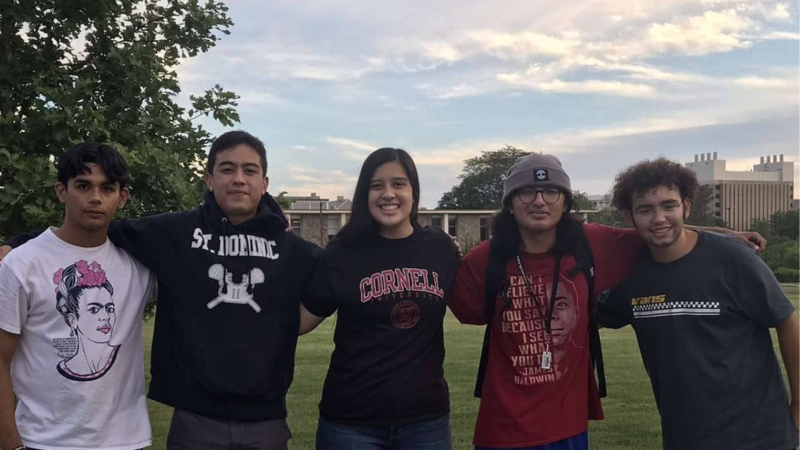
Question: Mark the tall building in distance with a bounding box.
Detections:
[685,153,795,231]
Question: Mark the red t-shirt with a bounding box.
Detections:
[450,223,641,448]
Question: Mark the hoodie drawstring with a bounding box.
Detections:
[221,217,229,294]
[243,224,255,295]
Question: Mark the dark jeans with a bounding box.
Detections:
[316,413,451,450]
[166,409,291,450]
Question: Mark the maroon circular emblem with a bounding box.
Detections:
[391,301,420,329]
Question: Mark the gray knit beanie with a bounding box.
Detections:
[502,154,571,205]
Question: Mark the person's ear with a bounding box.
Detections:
[682,199,692,220]
[55,182,67,203]
[204,173,213,192]
[117,187,129,209]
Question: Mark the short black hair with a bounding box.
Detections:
[612,157,698,211]
[57,143,130,189]
[207,130,268,176]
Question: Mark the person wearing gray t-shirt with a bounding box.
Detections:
[598,158,799,450]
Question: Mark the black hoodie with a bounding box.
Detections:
[5,192,322,420]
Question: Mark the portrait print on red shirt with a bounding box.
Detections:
[502,273,581,385]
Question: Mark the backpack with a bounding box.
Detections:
[473,225,606,398]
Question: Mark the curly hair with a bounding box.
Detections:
[612,157,699,211]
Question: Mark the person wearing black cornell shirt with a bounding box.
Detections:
[300,148,460,450]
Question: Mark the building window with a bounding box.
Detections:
[480,216,491,241]
[714,202,720,208]
[327,215,340,240]
[431,215,443,230]
[291,217,302,234]
[448,216,458,237]
[715,211,720,217]
[714,194,720,199]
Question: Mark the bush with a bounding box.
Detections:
[773,267,799,283]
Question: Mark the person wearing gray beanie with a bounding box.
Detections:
[502,154,571,206]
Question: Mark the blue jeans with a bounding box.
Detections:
[475,430,588,450]
[316,413,451,450]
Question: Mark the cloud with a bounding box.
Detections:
[766,3,791,21]
[279,166,358,198]
[732,76,794,88]
[238,92,286,107]
[431,83,487,99]
[760,31,800,40]
[646,9,753,55]
[467,29,581,59]
[497,76,659,98]
[325,137,377,151]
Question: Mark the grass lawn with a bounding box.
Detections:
[143,284,799,449]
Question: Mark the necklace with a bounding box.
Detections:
[515,253,562,369]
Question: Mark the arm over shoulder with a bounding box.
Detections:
[449,241,491,325]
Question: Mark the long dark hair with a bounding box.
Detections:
[335,148,421,245]
[490,190,584,260]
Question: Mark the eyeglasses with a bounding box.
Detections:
[517,188,562,204]
[632,202,682,218]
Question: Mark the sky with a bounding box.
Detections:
[176,0,800,208]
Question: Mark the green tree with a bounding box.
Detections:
[437,146,533,210]
[572,190,592,211]
[588,208,626,228]
[770,210,799,241]
[0,0,239,239]
[761,238,799,272]
[686,184,727,227]
[749,217,772,239]
[275,191,291,211]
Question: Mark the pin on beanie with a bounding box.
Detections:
[502,154,571,205]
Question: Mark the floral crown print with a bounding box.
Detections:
[53,260,107,295]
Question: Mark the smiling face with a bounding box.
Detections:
[547,282,577,347]
[204,144,269,225]
[56,164,128,233]
[630,185,690,250]
[71,288,116,344]
[368,161,414,239]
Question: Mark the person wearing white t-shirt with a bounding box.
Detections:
[0,143,155,450]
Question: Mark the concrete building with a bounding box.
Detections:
[284,209,598,249]
[685,153,795,231]
[589,194,612,210]
[284,193,352,211]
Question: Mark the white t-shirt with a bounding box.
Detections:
[0,228,155,450]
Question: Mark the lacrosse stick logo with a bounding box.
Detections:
[207,264,265,313]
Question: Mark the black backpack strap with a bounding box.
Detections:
[571,225,607,398]
[474,241,507,398]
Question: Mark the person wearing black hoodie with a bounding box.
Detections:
[1,131,322,449]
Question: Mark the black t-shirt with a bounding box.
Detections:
[598,231,798,450]
[304,225,461,426]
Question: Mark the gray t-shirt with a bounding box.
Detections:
[599,231,798,450]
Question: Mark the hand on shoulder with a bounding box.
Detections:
[0,245,11,267]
